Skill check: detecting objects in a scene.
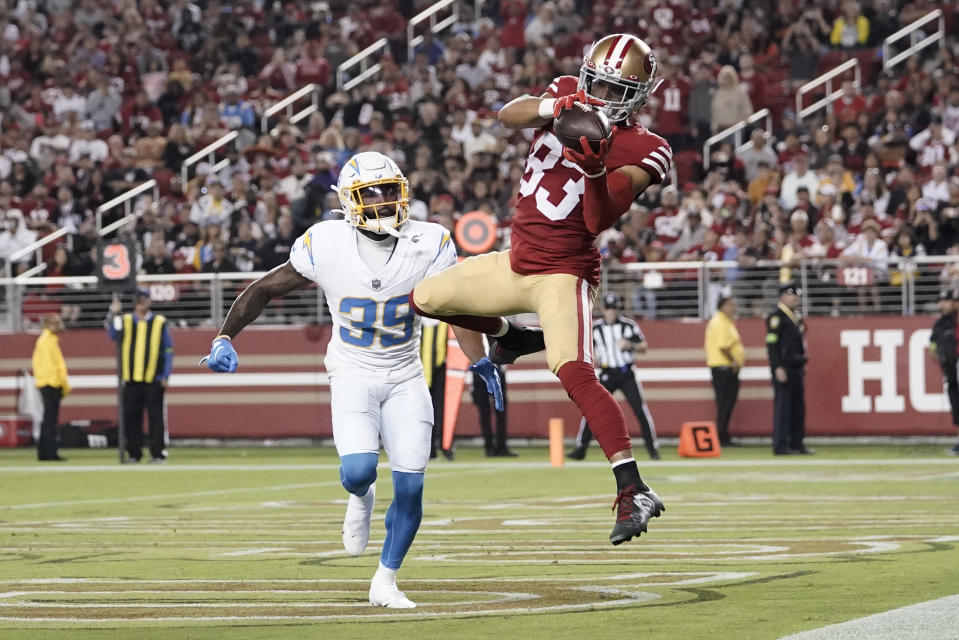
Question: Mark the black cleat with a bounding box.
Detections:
[489,327,545,365]
[609,485,665,545]
[441,448,455,461]
[566,445,587,460]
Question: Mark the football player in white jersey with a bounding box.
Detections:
[202,152,503,609]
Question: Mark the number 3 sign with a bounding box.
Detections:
[97,241,138,293]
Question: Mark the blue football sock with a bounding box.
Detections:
[380,470,424,570]
[339,452,378,496]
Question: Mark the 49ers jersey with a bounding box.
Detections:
[509,75,672,285]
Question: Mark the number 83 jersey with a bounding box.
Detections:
[290,219,457,381]
[509,74,672,287]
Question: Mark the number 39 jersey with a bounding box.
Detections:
[509,74,672,286]
[289,219,457,381]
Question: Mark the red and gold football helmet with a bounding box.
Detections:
[578,33,661,123]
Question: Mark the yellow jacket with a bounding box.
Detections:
[830,15,869,47]
[32,328,71,395]
[705,311,745,368]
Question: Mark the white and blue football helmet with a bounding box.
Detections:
[334,151,410,237]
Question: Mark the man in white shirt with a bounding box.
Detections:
[189,179,234,227]
[779,152,820,210]
[0,209,39,267]
[276,156,313,203]
[922,163,951,204]
[68,121,109,164]
[52,84,87,120]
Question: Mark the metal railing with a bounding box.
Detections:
[95,179,158,236]
[883,9,945,71]
[3,228,70,280]
[795,58,860,125]
[3,256,957,332]
[407,0,459,64]
[0,271,326,331]
[261,83,319,134]
[703,108,772,170]
[336,38,389,91]
[180,131,238,187]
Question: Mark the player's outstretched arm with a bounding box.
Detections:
[452,326,505,412]
[499,89,604,130]
[203,261,312,372]
[498,94,553,129]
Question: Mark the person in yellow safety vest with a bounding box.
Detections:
[106,289,174,463]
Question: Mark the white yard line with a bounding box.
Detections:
[1,458,958,475]
[779,594,959,640]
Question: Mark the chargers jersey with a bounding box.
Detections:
[289,219,456,381]
[509,74,672,286]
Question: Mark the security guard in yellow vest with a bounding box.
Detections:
[107,289,174,463]
[420,318,452,460]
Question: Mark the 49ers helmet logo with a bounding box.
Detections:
[644,51,656,76]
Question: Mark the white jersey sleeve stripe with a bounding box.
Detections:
[650,150,671,170]
[641,158,666,180]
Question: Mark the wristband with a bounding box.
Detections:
[537,98,557,119]
[584,167,607,179]
[214,334,232,342]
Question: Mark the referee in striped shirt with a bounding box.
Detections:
[567,293,660,460]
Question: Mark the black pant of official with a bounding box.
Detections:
[710,367,740,444]
[578,367,659,456]
[942,359,959,427]
[123,381,167,461]
[472,370,510,454]
[772,369,805,454]
[38,386,62,460]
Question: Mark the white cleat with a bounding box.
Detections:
[369,579,416,609]
[342,483,375,556]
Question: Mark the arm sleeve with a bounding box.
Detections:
[289,226,319,281]
[582,171,636,235]
[626,319,645,344]
[106,314,121,342]
[424,232,458,279]
[240,104,255,128]
[56,344,68,386]
[766,314,784,370]
[544,75,579,98]
[159,325,174,380]
[830,19,843,45]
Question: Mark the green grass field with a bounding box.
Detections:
[1,444,958,639]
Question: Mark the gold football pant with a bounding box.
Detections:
[412,251,594,373]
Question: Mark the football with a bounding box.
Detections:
[553,102,612,155]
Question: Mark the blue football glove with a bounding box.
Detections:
[469,357,504,412]
[200,337,238,373]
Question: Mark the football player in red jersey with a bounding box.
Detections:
[410,33,671,545]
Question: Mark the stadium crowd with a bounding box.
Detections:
[0,0,957,318]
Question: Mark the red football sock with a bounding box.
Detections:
[408,293,503,335]
[557,360,631,459]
